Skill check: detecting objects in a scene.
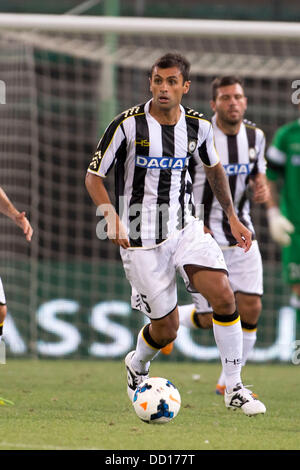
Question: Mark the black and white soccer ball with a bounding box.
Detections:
[132,377,181,424]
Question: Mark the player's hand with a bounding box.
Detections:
[107,215,130,249]
[267,207,294,246]
[229,214,252,252]
[14,212,33,242]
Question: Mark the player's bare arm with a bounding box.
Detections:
[265,179,279,209]
[85,173,130,249]
[0,187,33,242]
[204,162,252,252]
[251,173,270,204]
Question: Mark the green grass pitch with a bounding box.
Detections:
[0,359,299,451]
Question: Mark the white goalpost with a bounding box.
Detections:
[0,13,300,37]
[0,14,298,359]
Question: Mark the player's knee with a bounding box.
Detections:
[251,297,262,316]
[211,287,235,315]
[239,296,262,323]
[150,309,179,347]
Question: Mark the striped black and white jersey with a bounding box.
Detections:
[190,115,266,247]
[87,99,219,247]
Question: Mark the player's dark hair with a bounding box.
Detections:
[150,53,191,83]
[211,75,244,101]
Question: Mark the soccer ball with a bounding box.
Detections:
[132,377,181,424]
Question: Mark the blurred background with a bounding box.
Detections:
[2,0,300,20]
[0,0,299,361]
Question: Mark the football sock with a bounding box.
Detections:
[0,321,3,336]
[217,324,257,387]
[131,324,161,374]
[241,322,257,366]
[178,304,198,328]
[217,369,226,387]
[212,311,243,393]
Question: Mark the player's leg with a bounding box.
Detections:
[176,221,243,393]
[130,305,179,374]
[121,243,179,400]
[125,306,179,400]
[215,294,261,394]
[177,221,266,414]
[186,267,265,415]
[177,294,227,394]
[185,266,244,391]
[178,295,213,330]
[177,297,232,394]
[235,292,261,366]
[175,291,226,393]
[161,295,212,355]
[217,292,261,399]
[215,242,263,392]
[175,292,261,393]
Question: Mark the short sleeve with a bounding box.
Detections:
[87,118,126,178]
[198,121,220,168]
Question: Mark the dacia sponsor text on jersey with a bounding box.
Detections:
[135,155,187,170]
[223,163,251,175]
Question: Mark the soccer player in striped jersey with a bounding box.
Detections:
[169,76,269,398]
[0,186,33,377]
[86,54,266,415]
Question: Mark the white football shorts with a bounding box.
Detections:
[120,218,228,320]
[0,278,6,305]
[191,240,263,314]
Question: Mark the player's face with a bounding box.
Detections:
[149,66,190,111]
[211,83,247,125]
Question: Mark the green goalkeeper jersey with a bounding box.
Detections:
[266,118,300,227]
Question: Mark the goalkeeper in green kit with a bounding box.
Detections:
[266,112,300,332]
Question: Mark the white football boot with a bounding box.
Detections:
[125,350,149,402]
[225,384,266,416]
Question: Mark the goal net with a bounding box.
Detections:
[0,14,299,360]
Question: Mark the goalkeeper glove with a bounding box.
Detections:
[267,207,295,246]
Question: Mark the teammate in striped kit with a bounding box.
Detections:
[86,55,266,415]
[166,76,269,397]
